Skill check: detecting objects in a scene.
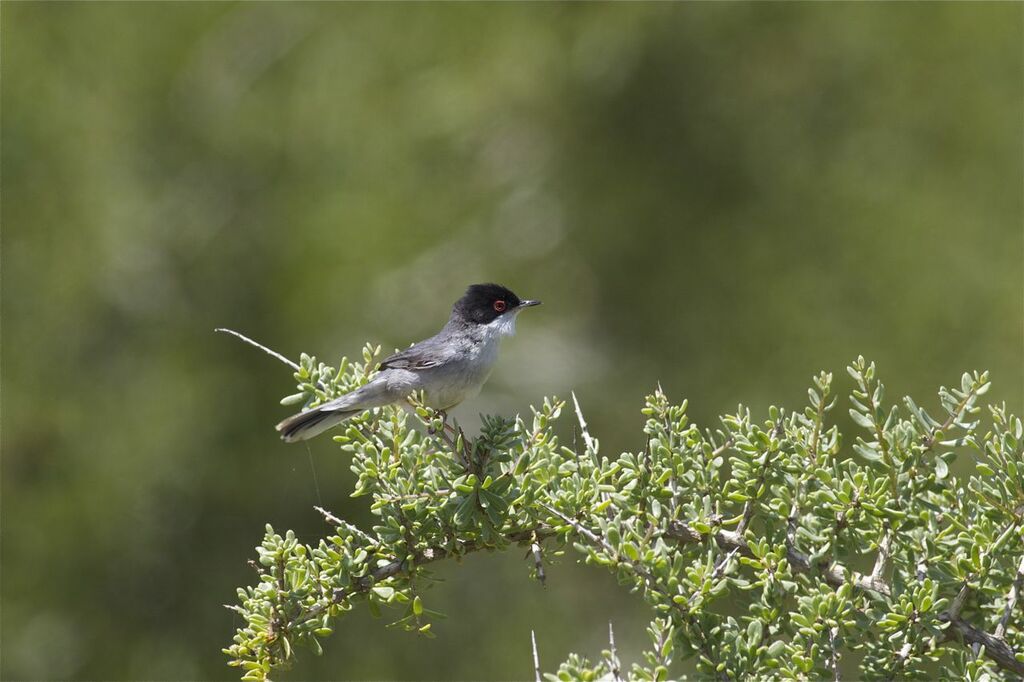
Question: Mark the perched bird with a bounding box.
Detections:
[276,283,541,442]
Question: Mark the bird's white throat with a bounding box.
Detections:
[485,310,520,338]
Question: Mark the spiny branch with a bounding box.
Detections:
[215,327,326,390]
[288,527,544,630]
[940,613,1024,676]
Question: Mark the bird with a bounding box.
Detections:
[276,283,541,442]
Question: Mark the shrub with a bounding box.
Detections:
[223,343,1023,680]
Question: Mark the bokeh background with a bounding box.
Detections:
[3,3,1022,680]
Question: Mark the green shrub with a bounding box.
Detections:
[224,345,1023,680]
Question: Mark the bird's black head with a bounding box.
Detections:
[451,283,541,325]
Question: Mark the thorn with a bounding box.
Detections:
[531,630,542,682]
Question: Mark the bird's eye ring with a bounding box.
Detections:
[493,300,507,313]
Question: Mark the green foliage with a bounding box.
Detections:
[226,354,1024,680]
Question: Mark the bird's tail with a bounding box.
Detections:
[275,406,361,443]
[275,378,398,442]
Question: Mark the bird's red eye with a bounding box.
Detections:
[493,300,507,313]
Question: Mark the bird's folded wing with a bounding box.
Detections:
[379,337,451,370]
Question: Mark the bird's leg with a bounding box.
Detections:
[441,412,472,469]
[441,411,460,438]
[429,409,459,453]
[421,406,471,468]
[456,422,472,467]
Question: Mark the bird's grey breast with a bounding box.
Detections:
[419,327,502,410]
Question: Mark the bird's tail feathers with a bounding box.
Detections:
[276,379,399,442]
[276,407,360,443]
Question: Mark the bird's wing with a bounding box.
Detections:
[379,336,453,371]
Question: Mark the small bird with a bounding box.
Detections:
[276,283,541,442]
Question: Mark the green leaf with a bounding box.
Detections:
[372,586,395,600]
[746,619,763,648]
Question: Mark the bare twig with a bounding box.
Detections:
[215,327,300,372]
[608,621,622,682]
[216,327,329,391]
[314,505,376,543]
[571,391,596,454]
[995,555,1024,640]
[531,630,542,682]
[710,547,740,583]
[541,503,665,591]
[314,505,345,527]
[948,582,971,621]
[862,526,894,594]
[828,625,841,682]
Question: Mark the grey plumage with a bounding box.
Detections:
[276,283,540,442]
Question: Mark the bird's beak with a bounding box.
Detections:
[518,299,542,308]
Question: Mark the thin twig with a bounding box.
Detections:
[571,391,596,454]
[869,526,893,585]
[948,582,971,621]
[314,505,346,527]
[828,626,841,682]
[531,630,542,682]
[541,503,663,587]
[712,547,740,580]
[215,327,300,372]
[313,505,376,543]
[216,327,330,393]
[608,621,622,682]
[995,555,1024,640]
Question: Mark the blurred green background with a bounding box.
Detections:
[3,3,1022,680]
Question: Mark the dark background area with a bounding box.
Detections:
[3,3,1022,680]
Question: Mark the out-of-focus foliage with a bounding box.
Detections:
[3,2,1021,680]
[228,354,1024,680]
